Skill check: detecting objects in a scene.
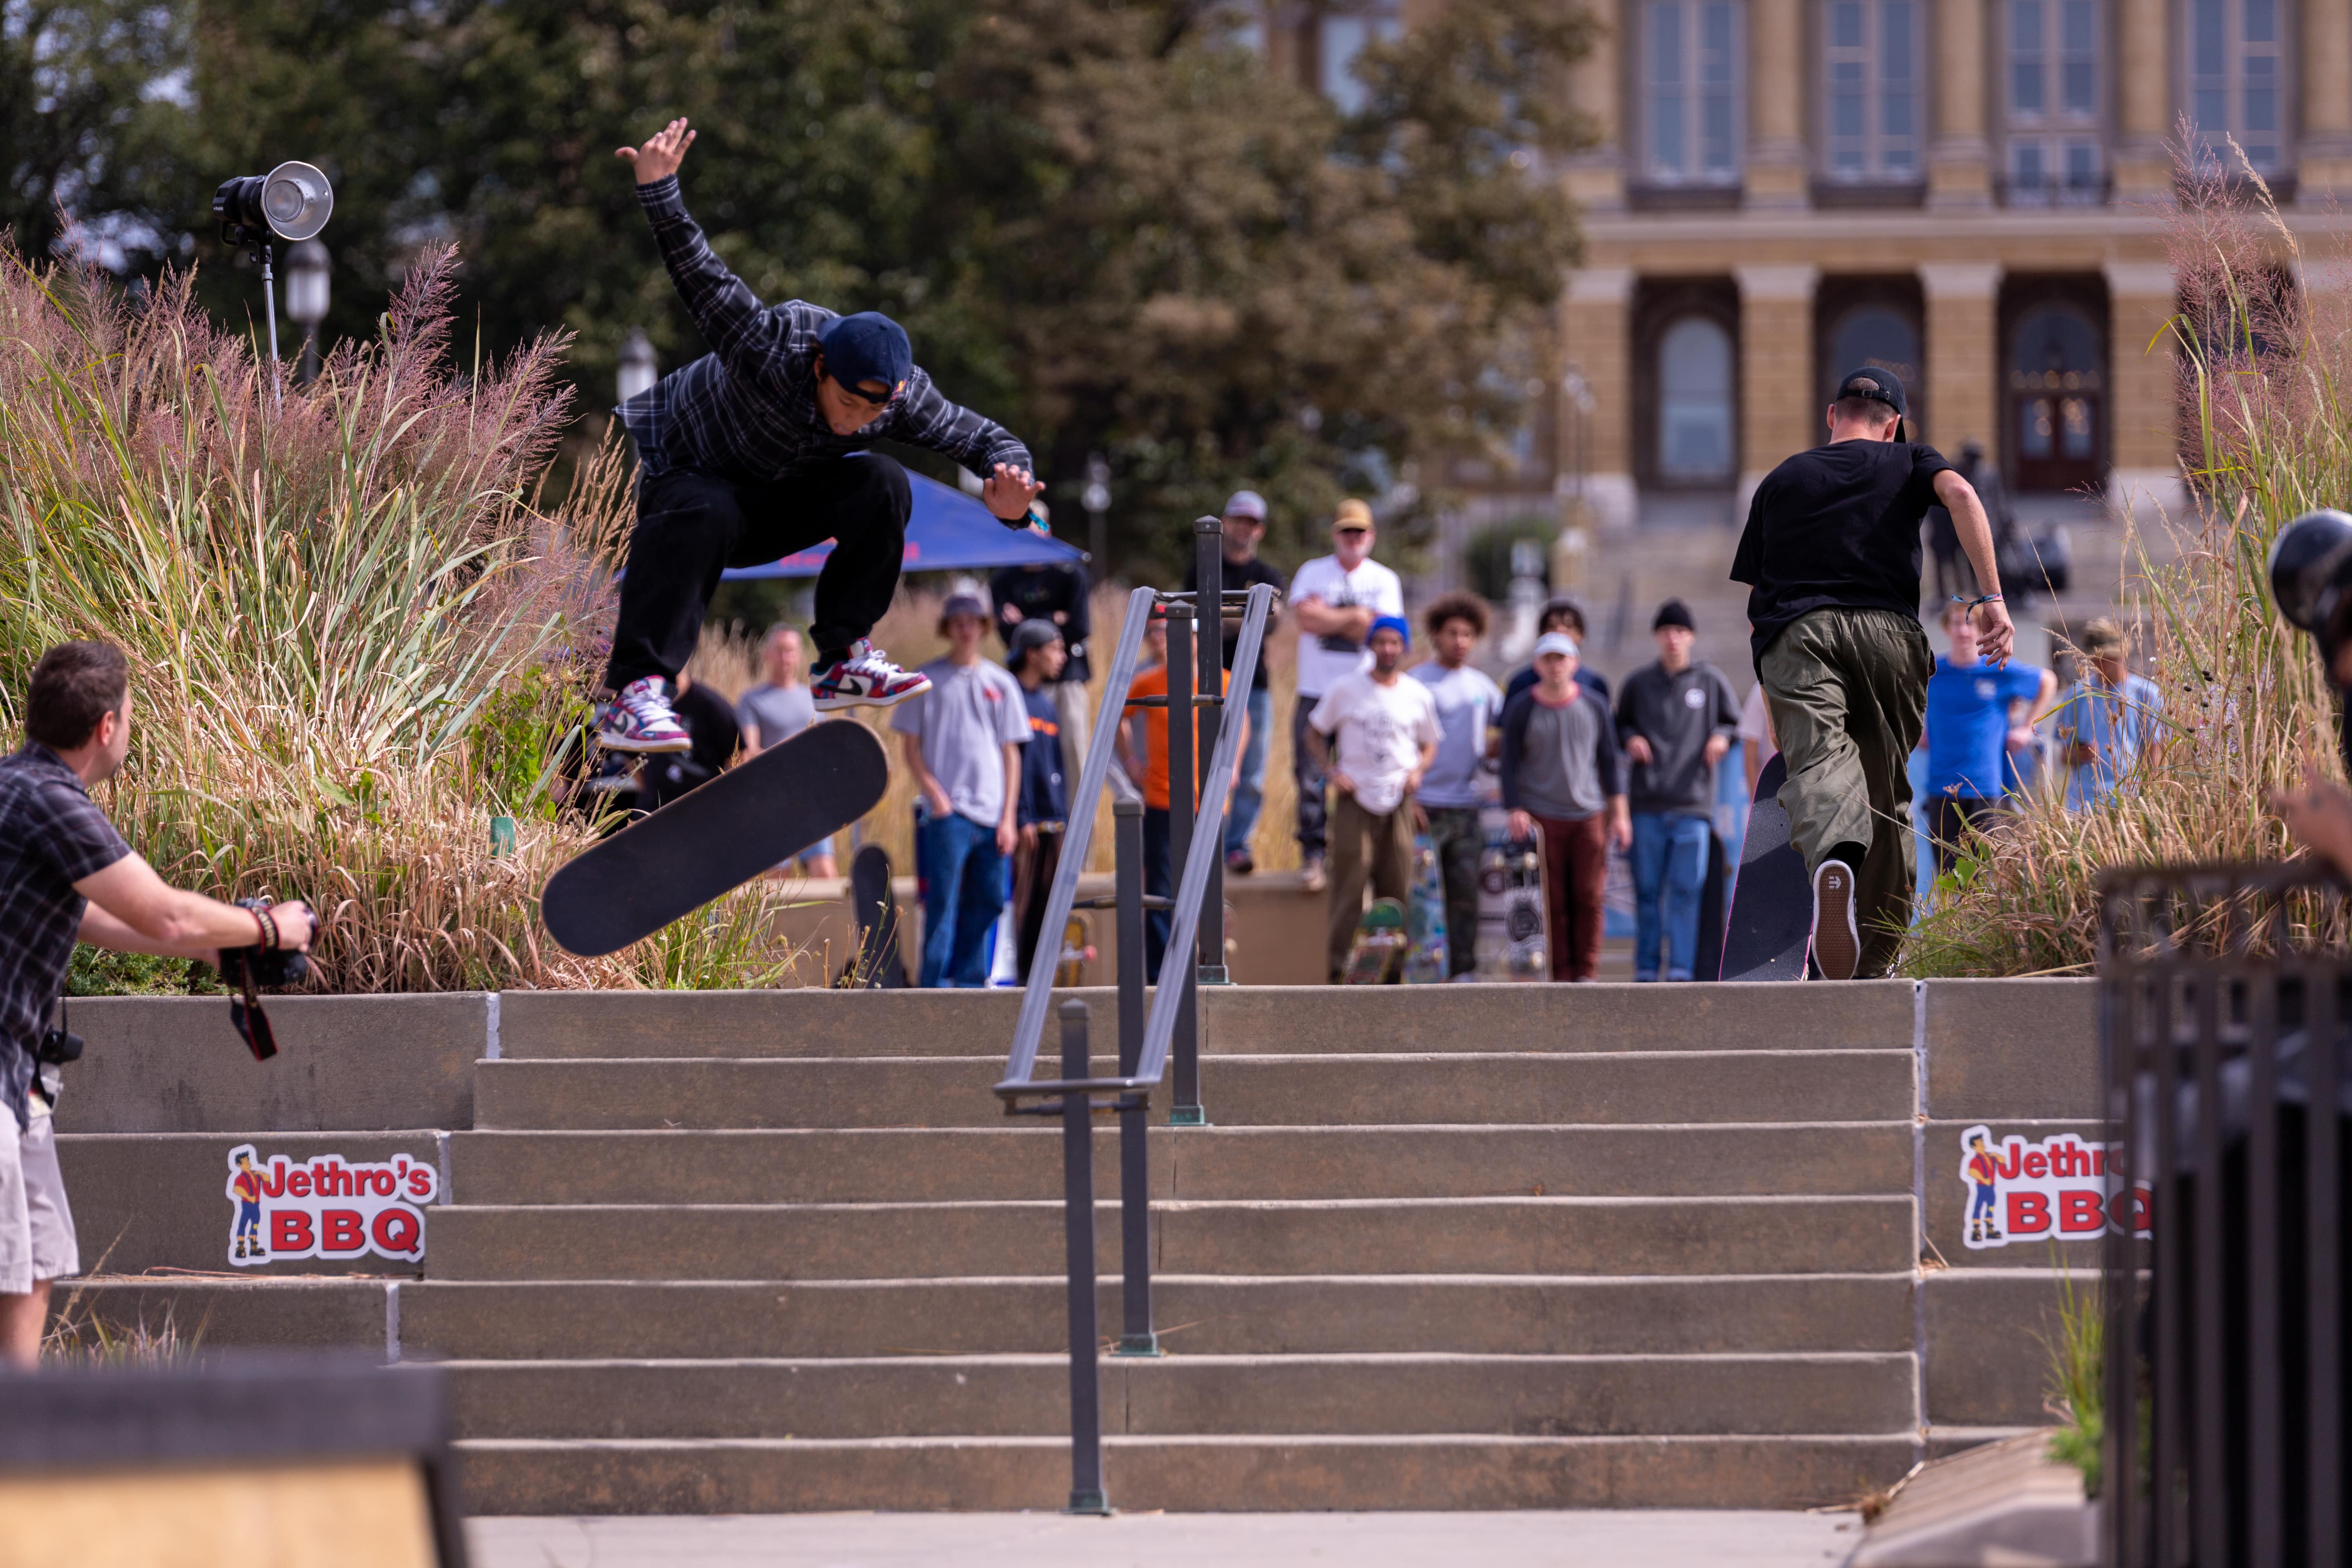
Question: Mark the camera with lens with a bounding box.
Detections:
[217,898,310,990]
[35,1027,83,1068]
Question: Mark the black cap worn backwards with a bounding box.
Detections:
[1834,365,1907,418]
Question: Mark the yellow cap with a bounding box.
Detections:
[1333,498,1374,530]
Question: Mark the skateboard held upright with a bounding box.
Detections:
[1718,753,1811,981]
[1342,898,1408,984]
[543,720,888,958]
[849,841,908,989]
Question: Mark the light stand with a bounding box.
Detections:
[214,161,334,410]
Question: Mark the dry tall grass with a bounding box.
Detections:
[1,245,801,991]
[1901,149,2352,975]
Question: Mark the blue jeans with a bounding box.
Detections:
[1630,812,1711,981]
[915,808,1010,988]
[1224,684,1274,859]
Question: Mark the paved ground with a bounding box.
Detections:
[468,1510,1864,1567]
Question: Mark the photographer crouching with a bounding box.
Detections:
[0,642,316,1367]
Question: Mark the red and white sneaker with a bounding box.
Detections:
[813,640,931,710]
[595,676,693,753]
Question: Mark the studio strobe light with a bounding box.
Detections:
[213,160,335,401]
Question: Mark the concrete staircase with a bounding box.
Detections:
[406,985,1926,1512]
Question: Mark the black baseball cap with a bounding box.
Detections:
[817,311,913,397]
[1834,366,1906,418]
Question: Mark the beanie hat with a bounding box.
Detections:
[1370,614,1411,648]
[1653,598,1695,632]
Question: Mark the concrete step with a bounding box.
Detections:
[422,1195,1915,1282]
[452,1431,1918,1512]
[472,1051,1916,1131]
[392,1272,1915,1359]
[433,1351,1917,1440]
[494,982,1918,1060]
[447,1122,1913,1205]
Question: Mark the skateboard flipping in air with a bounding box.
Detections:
[543,722,887,957]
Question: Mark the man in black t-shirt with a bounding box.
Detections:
[0,642,317,1365]
[1183,490,1288,871]
[991,556,1094,788]
[1729,368,2013,979]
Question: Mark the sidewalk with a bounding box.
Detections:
[468,1510,1862,1567]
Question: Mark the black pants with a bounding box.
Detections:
[605,455,912,690]
[1926,793,1999,873]
[1291,699,1329,860]
[1144,805,1172,984]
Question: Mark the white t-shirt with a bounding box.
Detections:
[889,657,1031,827]
[1406,659,1503,809]
[1739,682,1777,764]
[1308,670,1441,817]
[1289,554,1405,697]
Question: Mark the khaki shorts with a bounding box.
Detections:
[1,1108,80,1294]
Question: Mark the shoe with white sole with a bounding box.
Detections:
[812,640,932,711]
[595,675,693,753]
[1811,858,1860,980]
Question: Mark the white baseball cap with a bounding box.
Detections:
[1533,631,1580,659]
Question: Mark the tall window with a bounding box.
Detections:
[1823,0,1921,180]
[2187,0,2285,172]
[1657,317,1736,483]
[2006,0,2102,199]
[1644,2,1742,184]
[1320,2,1403,115]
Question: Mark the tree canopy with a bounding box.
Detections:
[6,0,1590,576]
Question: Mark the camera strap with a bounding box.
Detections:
[229,966,279,1062]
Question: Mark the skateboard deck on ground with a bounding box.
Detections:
[1343,898,1408,984]
[1404,834,1450,983]
[1718,753,1811,982]
[542,720,888,958]
[849,841,908,989]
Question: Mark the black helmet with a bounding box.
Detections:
[2269,511,2352,648]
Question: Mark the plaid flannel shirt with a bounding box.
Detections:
[0,745,130,1131]
[617,176,1034,494]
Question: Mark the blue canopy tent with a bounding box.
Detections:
[719,465,1087,580]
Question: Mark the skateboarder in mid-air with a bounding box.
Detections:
[1731,368,2013,979]
[597,117,1049,752]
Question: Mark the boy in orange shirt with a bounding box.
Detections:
[1121,609,1242,982]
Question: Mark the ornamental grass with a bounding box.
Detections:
[1901,147,2352,976]
[0,243,801,991]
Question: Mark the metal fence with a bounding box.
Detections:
[2099,861,2352,1566]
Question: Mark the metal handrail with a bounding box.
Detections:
[994,580,1276,1102]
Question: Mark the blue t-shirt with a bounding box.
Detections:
[1924,656,2044,800]
[2058,673,2163,810]
[1405,659,1503,809]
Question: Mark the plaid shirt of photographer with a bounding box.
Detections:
[616,175,1033,491]
[0,745,129,1131]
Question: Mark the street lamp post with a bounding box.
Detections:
[1082,451,1111,573]
[283,240,330,388]
[617,330,659,406]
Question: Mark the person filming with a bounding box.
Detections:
[0,642,317,1367]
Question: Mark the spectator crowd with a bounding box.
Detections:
[607,489,2166,989]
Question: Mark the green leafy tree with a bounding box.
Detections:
[19,0,1590,579]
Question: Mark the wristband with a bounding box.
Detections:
[261,906,280,951]
[252,907,272,949]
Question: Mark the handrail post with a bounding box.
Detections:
[1165,599,1205,1126]
[1055,1000,1111,1515]
[1114,801,1146,1063]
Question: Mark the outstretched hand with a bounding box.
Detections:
[983,462,1047,526]
[617,118,696,186]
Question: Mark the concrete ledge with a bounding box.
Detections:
[1847,1429,2095,1566]
[495,989,1114,1060]
[54,993,488,1133]
[47,1277,391,1356]
[1922,980,2098,1121]
[1922,1269,2096,1429]
[57,1131,443,1276]
[454,1432,1919,1513]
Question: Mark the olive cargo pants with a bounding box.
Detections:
[1758,608,1933,978]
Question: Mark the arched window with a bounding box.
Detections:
[2010,301,2104,490]
[1657,316,1736,483]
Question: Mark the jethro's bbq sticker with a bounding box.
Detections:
[1958,1124,2151,1250]
[224,1143,437,1267]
